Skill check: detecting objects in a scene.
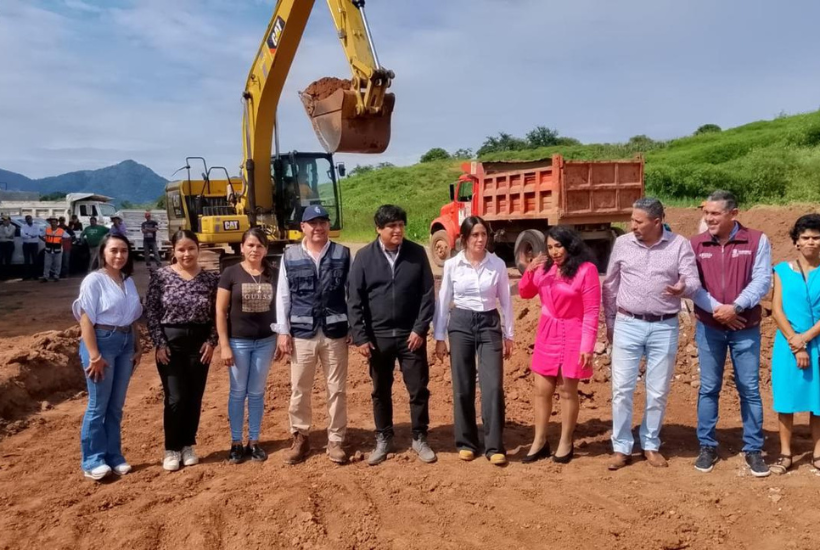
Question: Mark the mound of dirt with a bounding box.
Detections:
[0,327,84,436]
[299,77,351,115]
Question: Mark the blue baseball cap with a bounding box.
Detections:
[302,205,330,222]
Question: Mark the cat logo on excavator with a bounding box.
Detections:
[266,16,285,53]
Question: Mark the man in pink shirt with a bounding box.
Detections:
[602,198,701,470]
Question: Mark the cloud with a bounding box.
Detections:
[1,0,820,181]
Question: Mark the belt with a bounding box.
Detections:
[95,324,133,333]
[617,307,677,323]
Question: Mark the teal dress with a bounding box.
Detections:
[772,262,820,415]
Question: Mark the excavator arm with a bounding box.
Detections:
[240,0,393,225]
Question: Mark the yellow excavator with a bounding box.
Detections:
[165,0,394,268]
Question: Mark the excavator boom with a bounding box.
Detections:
[242,0,393,222]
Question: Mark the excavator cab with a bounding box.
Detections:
[272,152,343,240]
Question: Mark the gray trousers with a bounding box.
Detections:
[43,251,62,280]
[448,308,505,456]
[143,239,161,267]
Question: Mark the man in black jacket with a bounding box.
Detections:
[348,205,436,465]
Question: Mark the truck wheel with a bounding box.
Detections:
[514,229,545,274]
[430,229,453,268]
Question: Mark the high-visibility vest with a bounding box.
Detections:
[44,227,65,252]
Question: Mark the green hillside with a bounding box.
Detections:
[339,110,820,242]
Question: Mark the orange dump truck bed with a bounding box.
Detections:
[469,154,644,225]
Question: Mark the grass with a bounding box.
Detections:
[339,110,820,242]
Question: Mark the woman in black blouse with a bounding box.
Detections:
[146,229,219,472]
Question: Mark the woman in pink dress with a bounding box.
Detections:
[519,226,601,463]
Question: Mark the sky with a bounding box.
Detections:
[1,0,820,180]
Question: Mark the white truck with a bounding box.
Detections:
[0,192,117,227]
[119,209,170,258]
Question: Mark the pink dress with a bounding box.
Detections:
[519,261,601,379]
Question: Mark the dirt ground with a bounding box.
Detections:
[1,206,820,550]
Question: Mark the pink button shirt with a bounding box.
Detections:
[602,230,700,331]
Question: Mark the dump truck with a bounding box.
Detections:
[0,192,117,227]
[429,154,645,272]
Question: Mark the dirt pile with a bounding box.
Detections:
[299,77,351,115]
[0,327,84,436]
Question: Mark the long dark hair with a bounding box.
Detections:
[169,229,199,264]
[241,227,273,280]
[98,233,134,278]
[545,225,593,279]
[459,216,491,249]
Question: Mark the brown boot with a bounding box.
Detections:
[283,432,310,464]
[327,441,348,464]
[608,452,632,471]
[643,450,668,468]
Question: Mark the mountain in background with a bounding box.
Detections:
[0,160,168,206]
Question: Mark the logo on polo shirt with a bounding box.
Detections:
[731,249,752,258]
[699,252,713,259]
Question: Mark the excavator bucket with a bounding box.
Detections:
[300,79,394,154]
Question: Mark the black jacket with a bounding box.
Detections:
[347,238,435,345]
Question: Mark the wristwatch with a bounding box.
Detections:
[733,303,745,314]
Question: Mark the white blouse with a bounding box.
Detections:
[433,251,513,340]
[72,271,143,327]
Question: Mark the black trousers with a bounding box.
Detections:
[370,335,430,438]
[157,324,212,451]
[448,308,506,456]
[22,243,38,280]
[0,242,13,278]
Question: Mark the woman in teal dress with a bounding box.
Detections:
[770,213,820,474]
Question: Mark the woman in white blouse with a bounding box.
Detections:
[72,233,143,481]
[434,216,514,465]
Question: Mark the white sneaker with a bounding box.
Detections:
[113,463,132,476]
[84,464,111,481]
[163,450,181,471]
[181,446,199,466]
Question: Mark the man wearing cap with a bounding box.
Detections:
[109,215,127,238]
[80,217,109,271]
[41,217,65,282]
[0,216,16,279]
[20,215,41,280]
[274,205,351,464]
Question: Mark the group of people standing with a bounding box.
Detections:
[71,193,820,481]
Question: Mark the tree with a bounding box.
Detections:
[694,124,722,136]
[627,134,655,149]
[376,162,395,169]
[525,126,560,148]
[120,200,135,209]
[477,132,528,156]
[40,191,67,201]
[452,148,473,159]
[419,147,450,163]
[349,164,374,176]
[156,194,166,209]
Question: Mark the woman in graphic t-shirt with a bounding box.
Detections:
[216,227,278,464]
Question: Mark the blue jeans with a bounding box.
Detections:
[611,314,679,454]
[228,336,276,442]
[79,329,134,471]
[695,322,764,452]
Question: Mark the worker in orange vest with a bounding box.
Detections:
[41,217,65,282]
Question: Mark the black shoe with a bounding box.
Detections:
[552,447,574,464]
[694,446,719,473]
[228,444,245,464]
[745,451,770,478]
[522,442,551,464]
[247,443,267,462]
